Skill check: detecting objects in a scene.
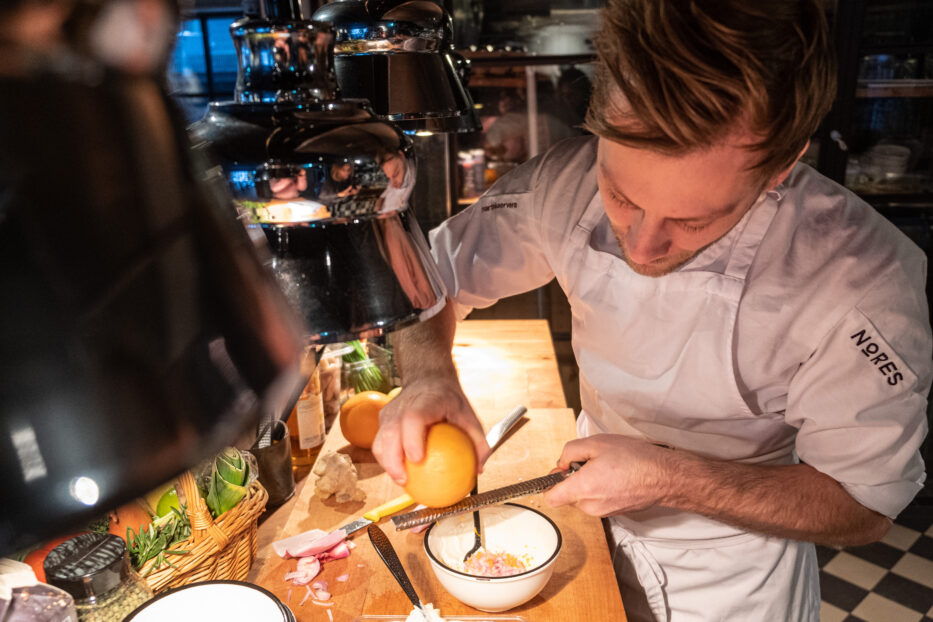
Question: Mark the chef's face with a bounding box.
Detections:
[597,136,783,277]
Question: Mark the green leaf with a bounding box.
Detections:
[215,448,246,486]
[206,455,248,517]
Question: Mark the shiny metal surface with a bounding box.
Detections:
[312,0,480,132]
[262,207,444,342]
[0,70,305,555]
[367,523,426,616]
[193,53,446,343]
[231,19,339,104]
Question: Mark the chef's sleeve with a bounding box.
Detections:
[785,262,932,518]
[428,156,555,319]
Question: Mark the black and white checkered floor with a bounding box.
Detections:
[818,503,933,621]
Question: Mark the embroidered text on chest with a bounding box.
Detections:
[481,202,518,212]
[850,329,904,386]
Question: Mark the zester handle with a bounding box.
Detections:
[391,462,582,530]
[367,524,424,612]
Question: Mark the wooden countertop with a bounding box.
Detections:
[249,319,625,621]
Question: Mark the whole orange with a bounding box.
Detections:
[404,422,477,507]
[339,390,390,449]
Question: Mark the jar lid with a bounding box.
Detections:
[322,343,354,359]
[44,533,127,600]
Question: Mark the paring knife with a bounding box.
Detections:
[339,495,417,537]
[338,405,529,537]
[391,462,583,530]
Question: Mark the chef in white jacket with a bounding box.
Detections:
[372,1,932,620]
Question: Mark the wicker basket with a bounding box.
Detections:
[141,470,268,594]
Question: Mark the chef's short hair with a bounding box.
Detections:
[585,0,836,184]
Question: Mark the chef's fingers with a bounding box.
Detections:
[542,471,583,508]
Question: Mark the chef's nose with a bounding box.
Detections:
[625,213,670,264]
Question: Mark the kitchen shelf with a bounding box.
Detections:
[856,79,933,98]
[460,51,597,67]
[860,43,933,55]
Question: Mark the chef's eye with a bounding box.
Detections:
[608,189,634,208]
[676,221,708,233]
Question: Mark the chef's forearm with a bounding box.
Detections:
[666,454,892,547]
[395,299,459,384]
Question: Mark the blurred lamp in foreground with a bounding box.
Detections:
[0,0,305,555]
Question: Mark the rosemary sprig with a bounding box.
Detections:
[127,505,191,574]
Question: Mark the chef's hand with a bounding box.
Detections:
[372,379,490,486]
[543,434,677,516]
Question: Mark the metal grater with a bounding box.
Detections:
[390,462,582,530]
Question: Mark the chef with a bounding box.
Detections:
[372,0,932,620]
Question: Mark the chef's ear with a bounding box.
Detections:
[765,140,811,191]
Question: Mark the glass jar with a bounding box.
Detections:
[341,341,396,401]
[320,343,353,430]
[44,533,152,622]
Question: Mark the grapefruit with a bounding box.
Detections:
[404,422,477,508]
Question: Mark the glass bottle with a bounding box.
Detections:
[287,347,326,471]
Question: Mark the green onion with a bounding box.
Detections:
[342,340,390,393]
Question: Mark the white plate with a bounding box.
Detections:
[126,581,293,622]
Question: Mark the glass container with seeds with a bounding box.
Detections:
[44,533,153,622]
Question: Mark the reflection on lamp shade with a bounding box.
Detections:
[313,0,480,133]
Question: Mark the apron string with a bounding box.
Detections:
[613,522,669,622]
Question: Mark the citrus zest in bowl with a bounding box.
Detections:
[404,422,477,507]
[462,549,529,577]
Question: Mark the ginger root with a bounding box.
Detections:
[313,452,366,503]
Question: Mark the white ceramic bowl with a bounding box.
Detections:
[424,503,562,612]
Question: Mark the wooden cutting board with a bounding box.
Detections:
[248,320,626,621]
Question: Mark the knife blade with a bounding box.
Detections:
[338,404,528,537]
[390,462,582,531]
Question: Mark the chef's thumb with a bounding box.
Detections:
[401,415,430,466]
[467,428,490,474]
[373,425,407,485]
[543,478,575,508]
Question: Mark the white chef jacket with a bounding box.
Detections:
[428,136,931,617]
[431,135,930,517]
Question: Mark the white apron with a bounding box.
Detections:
[563,191,820,622]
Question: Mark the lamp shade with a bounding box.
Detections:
[312,0,480,132]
